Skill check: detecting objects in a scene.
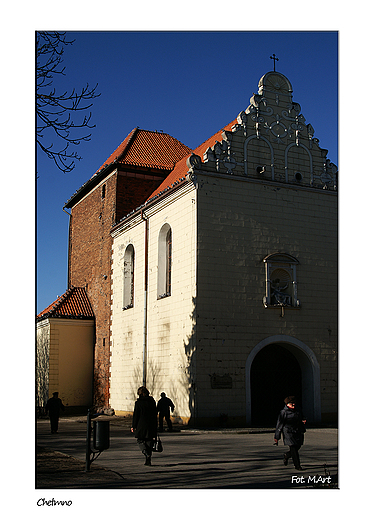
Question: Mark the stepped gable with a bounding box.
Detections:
[147,70,338,203]
[37,287,94,321]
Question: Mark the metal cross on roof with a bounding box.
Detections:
[270,53,279,71]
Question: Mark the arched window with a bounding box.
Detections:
[123,244,135,309]
[157,224,172,299]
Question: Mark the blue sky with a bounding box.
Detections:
[36,31,338,314]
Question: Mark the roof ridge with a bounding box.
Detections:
[137,128,187,140]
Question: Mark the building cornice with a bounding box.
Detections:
[190,168,338,196]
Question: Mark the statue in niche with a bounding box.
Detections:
[270,278,291,306]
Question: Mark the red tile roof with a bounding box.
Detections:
[37,287,94,321]
[95,128,192,173]
[146,119,237,201]
[65,128,192,209]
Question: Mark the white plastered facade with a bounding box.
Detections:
[110,183,197,421]
[109,71,338,426]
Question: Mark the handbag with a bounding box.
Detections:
[152,436,163,453]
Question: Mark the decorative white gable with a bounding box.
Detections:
[188,71,337,191]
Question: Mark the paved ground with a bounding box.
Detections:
[36,415,338,489]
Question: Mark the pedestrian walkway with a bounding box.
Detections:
[36,416,338,489]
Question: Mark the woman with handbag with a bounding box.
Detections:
[131,386,158,466]
[274,396,306,471]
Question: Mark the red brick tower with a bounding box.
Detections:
[64,128,191,407]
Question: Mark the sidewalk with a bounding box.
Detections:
[37,445,126,488]
[36,415,338,489]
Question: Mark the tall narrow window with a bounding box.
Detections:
[123,244,135,309]
[157,224,172,299]
[166,227,172,295]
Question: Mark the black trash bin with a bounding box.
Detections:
[93,420,110,451]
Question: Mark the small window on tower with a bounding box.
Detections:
[102,184,106,199]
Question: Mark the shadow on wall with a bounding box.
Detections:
[182,296,197,425]
[128,296,198,425]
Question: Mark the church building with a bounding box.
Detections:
[37,70,337,426]
[110,70,337,426]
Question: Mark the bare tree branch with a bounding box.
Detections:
[36,32,100,174]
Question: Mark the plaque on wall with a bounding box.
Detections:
[210,373,233,389]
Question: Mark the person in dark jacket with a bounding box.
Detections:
[131,386,158,466]
[274,396,306,470]
[156,392,175,432]
[45,392,65,433]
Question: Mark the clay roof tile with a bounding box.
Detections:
[37,287,94,321]
[95,128,192,173]
[146,118,237,201]
[65,128,192,209]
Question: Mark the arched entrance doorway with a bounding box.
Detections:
[250,344,302,426]
[245,335,321,425]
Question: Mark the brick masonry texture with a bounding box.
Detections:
[68,170,170,407]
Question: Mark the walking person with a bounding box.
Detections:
[131,386,158,466]
[157,392,175,432]
[45,392,65,433]
[274,396,306,471]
